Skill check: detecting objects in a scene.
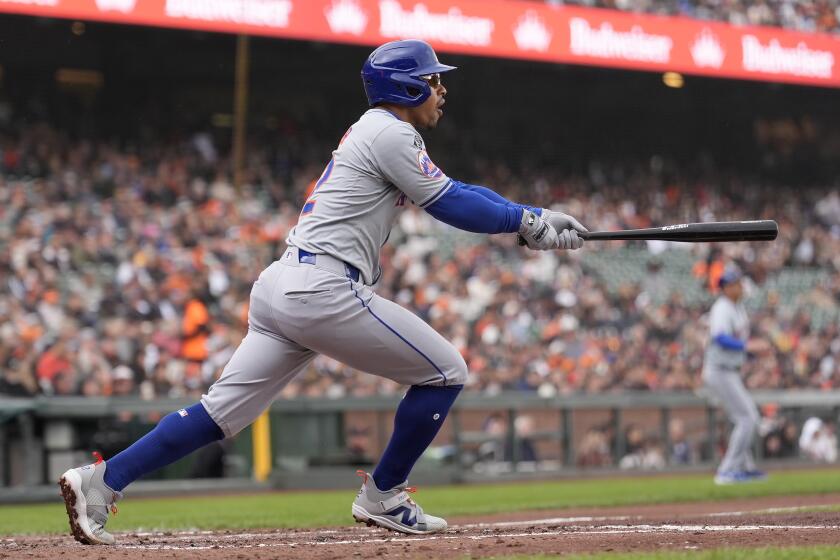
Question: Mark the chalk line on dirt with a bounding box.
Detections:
[114,523,840,551]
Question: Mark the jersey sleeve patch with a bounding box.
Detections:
[417,150,444,178]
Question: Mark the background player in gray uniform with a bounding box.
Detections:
[59,39,588,544]
[703,268,767,485]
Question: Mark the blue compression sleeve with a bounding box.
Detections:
[459,183,542,215]
[713,334,746,351]
[425,180,531,234]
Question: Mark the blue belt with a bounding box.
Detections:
[298,249,360,283]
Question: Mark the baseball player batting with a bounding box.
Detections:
[702,267,767,485]
[58,39,587,544]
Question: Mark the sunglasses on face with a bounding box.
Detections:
[421,73,442,88]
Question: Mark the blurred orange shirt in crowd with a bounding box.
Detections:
[182,298,209,361]
[36,348,71,381]
[693,259,725,293]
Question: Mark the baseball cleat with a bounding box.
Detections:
[58,452,123,545]
[743,469,768,481]
[351,470,447,534]
[714,470,759,485]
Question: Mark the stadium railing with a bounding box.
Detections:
[1,391,838,499]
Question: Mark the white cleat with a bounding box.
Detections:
[714,471,751,485]
[58,453,123,545]
[351,470,447,535]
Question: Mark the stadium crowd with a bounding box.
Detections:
[0,111,838,473]
[0,6,837,481]
[0,120,837,405]
[544,0,840,34]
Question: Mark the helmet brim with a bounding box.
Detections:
[410,63,457,77]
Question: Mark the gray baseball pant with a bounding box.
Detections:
[703,368,759,474]
[201,247,468,437]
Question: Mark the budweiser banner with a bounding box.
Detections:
[1,0,839,87]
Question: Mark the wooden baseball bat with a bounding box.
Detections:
[578,220,778,242]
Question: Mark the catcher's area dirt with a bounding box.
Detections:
[4,494,840,559]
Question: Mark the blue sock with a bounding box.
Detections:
[103,402,224,492]
[372,384,462,491]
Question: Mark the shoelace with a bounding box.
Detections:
[92,451,118,515]
[356,470,418,504]
[404,486,417,505]
[355,470,368,484]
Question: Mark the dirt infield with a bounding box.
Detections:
[4,494,840,559]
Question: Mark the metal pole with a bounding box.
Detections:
[18,413,39,486]
[612,408,624,464]
[251,411,272,482]
[0,421,6,486]
[233,34,250,190]
[376,411,387,455]
[835,406,840,451]
[507,409,518,471]
[562,408,574,467]
[660,407,671,464]
[450,408,463,482]
[707,406,718,463]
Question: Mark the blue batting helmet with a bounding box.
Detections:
[361,40,456,108]
[718,267,742,288]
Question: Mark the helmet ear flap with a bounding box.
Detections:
[387,72,430,107]
[405,85,423,99]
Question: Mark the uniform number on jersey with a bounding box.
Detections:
[301,199,316,215]
[301,128,352,217]
[314,158,335,192]
[301,158,333,215]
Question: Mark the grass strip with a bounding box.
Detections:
[2,468,839,535]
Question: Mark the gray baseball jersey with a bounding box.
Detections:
[704,296,749,372]
[201,109,467,437]
[287,108,451,285]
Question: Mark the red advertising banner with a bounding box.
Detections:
[1,0,839,88]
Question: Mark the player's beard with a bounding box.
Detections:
[415,94,444,129]
[425,103,443,129]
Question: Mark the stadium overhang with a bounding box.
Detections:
[2,0,839,88]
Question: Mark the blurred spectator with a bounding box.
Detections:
[799,417,838,462]
[619,424,666,470]
[111,365,137,397]
[542,0,840,34]
[511,415,540,463]
[478,413,506,463]
[669,418,693,465]
[577,426,612,467]
[0,354,37,396]
[759,403,798,459]
[476,413,540,464]
[762,417,799,459]
[346,425,375,465]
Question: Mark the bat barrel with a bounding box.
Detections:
[578,220,778,242]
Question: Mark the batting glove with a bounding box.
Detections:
[518,210,560,251]
[541,209,587,250]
